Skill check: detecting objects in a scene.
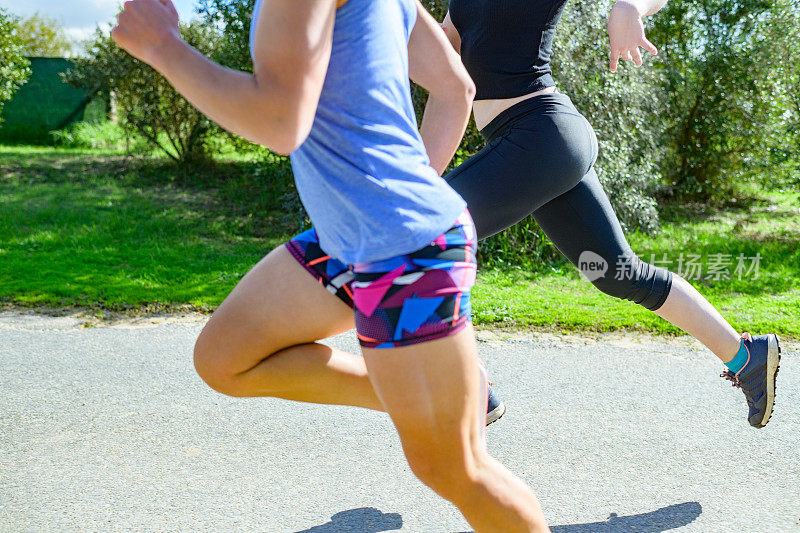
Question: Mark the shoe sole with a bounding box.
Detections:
[755,334,781,428]
[486,402,506,426]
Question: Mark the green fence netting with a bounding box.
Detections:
[0,57,107,144]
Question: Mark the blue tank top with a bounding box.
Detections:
[250,0,466,264]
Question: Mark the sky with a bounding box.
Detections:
[0,0,199,42]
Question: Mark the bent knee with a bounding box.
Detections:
[193,331,249,397]
[590,254,672,311]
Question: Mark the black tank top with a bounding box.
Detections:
[449,0,568,100]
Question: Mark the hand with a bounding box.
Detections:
[607,1,658,73]
[112,0,181,67]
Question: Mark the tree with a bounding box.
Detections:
[0,8,30,121]
[198,0,256,72]
[650,0,799,200]
[14,13,74,57]
[66,22,223,164]
[763,0,800,187]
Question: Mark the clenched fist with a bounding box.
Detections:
[112,0,181,66]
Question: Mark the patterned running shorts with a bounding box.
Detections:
[285,210,477,349]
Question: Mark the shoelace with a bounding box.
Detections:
[720,332,753,389]
[721,370,742,388]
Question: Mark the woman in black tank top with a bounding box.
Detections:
[435,0,781,427]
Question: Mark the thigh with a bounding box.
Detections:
[362,325,484,449]
[532,167,634,267]
[445,137,530,240]
[353,212,484,445]
[196,244,355,374]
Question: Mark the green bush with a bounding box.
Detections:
[49,120,134,150]
[0,8,30,122]
[764,0,800,189]
[65,22,223,164]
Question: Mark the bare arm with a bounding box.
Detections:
[441,11,461,53]
[112,0,336,154]
[409,4,475,175]
[608,0,668,72]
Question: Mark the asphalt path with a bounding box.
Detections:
[1,313,798,532]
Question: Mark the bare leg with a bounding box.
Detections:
[654,275,741,363]
[194,245,382,410]
[364,326,549,533]
[195,245,546,529]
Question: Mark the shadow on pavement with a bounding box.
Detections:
[296,507,403,532]
[454,501,702,533]
[550,502,703,532]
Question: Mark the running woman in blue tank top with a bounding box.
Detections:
[113,0,549,529]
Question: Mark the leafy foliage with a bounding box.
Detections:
[650,0,800,200]
[13,12,74,57]
[758,0,800,188]
[0,8,31,121]
[65,23,222,164]
[198,0,256,72]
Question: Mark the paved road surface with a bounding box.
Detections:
[1,313,798,532]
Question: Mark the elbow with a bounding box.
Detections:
[447,76,476,116]
[274,113,313,154]
[434,71,475,106]
[253,132,303,156]
[280,122,313,155]
[267,131,307,156]
[464,77,477,103]
[253,102,314,155]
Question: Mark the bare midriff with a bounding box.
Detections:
[472,86,557,131]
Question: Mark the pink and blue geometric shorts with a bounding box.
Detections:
[285,210,477,349]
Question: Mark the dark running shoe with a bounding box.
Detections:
[486,384,506,426]
[477,359,506,427]
[721,333,782,428]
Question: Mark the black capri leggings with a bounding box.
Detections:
[444,93,672,311]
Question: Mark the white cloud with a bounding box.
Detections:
[65,26,98,43]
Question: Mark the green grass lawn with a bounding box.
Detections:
[2,145,799,337]
[0,145,298,310]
